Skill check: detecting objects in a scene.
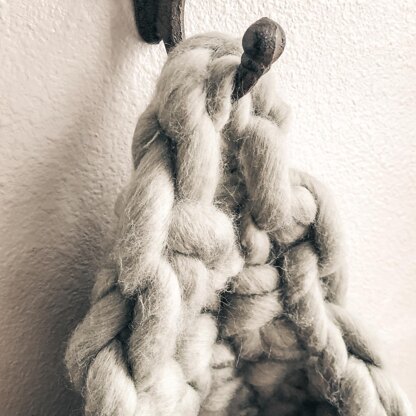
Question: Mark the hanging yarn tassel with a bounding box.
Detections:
[65,31,413,416]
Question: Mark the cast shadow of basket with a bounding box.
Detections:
[0,2,148,415]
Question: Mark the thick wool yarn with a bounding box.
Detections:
[65,33,414,416]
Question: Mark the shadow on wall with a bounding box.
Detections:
[0,2,142,415]
[1,129,113,416]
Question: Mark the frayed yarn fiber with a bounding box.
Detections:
[65,32,414,416]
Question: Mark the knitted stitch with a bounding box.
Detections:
[65,32,413,416]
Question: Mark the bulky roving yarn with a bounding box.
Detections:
[65,32,414,416]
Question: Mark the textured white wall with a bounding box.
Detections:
[0,0,415,414]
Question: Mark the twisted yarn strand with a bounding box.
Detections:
[65,32,413,416]
[66,34,245,416]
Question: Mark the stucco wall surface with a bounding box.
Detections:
[0,0,415,414]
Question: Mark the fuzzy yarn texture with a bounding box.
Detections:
[65,32,414,416]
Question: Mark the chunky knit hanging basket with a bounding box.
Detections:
[65,32,413,416]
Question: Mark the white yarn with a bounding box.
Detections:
[65,32,413,416]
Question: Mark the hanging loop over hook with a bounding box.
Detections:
[132,1,285,100]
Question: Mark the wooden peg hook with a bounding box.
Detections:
[132,1,285,100]
[133,0,185,52]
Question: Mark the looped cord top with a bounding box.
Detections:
[65,32,413,416]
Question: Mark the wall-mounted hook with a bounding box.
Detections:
[132,1,285,100]
[133,0,185,52]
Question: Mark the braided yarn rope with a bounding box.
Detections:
[65,33,413,416]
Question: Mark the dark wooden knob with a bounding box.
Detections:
[232,17,286,101]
